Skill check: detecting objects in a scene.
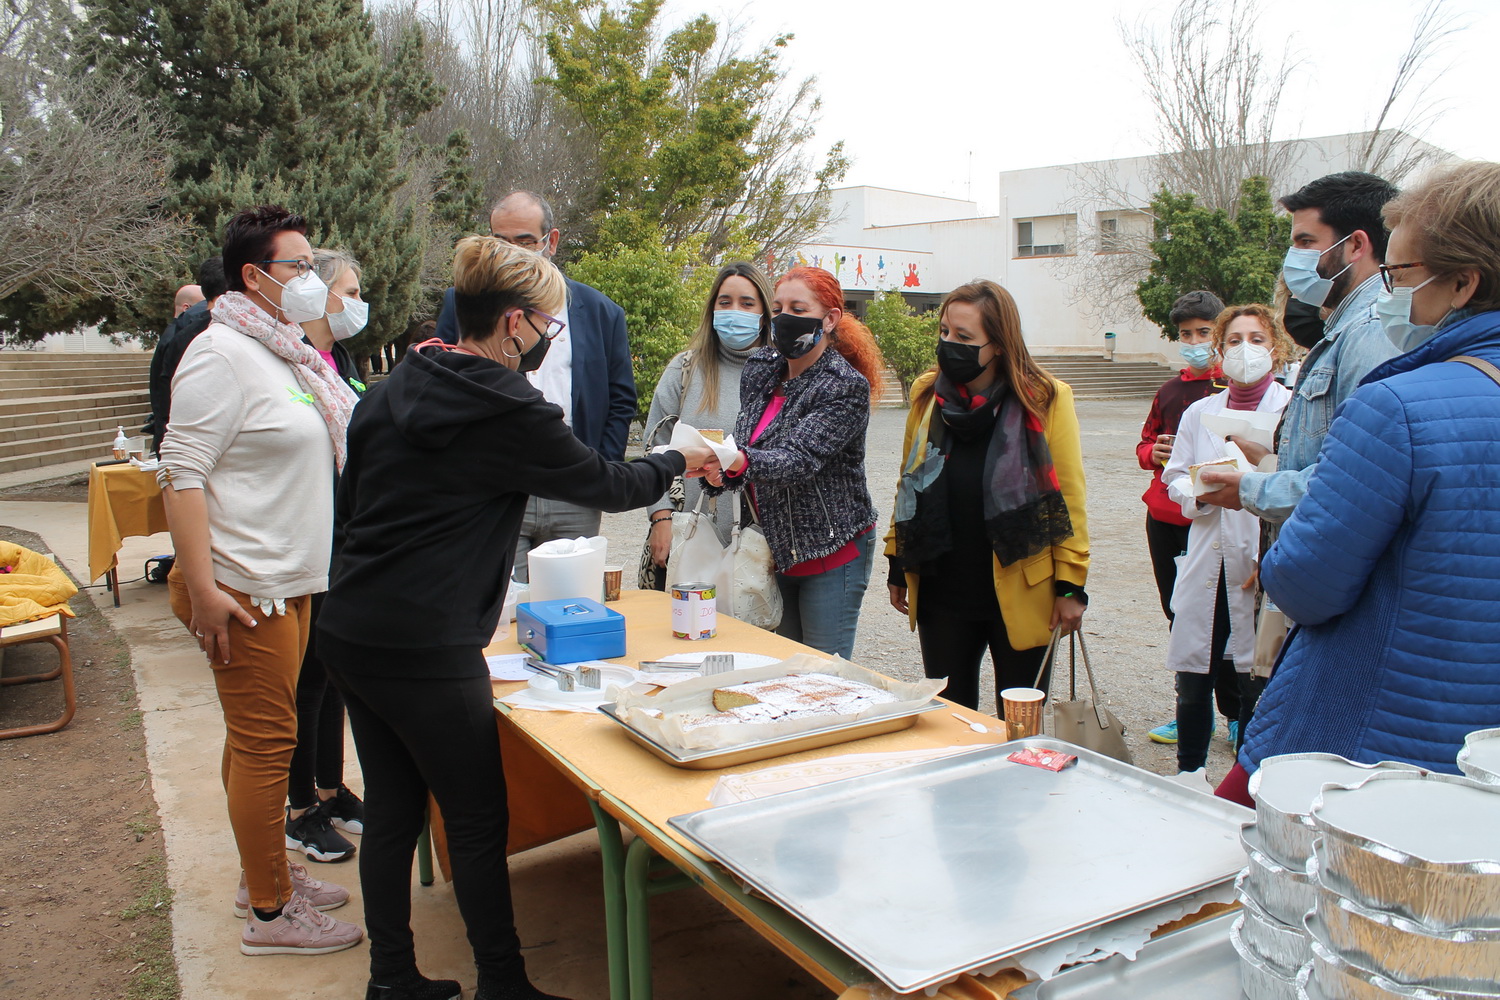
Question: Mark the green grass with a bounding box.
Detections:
[118,855,180,1000]
[119,709,143,731]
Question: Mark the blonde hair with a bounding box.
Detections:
[451,235,567,341]
[684,262,772,413]
[1211,304,1295,369]
[1383,160,1500,313]
[312,247,361,288]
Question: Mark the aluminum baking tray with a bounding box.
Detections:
[1458,729,1500,786]
[1243,823,1317,927]
[668,739,1252,993]
[1249,754,1421,869]
[1310,771,1500,931]
[596,699,947,769]
[1303,929,1500,1000]
[1008,910,1241,999]
[1238,876,1313,978]
[1233,918,1302,1000]
[1308,861,1500,994]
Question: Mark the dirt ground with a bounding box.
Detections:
[0,521,178,1000]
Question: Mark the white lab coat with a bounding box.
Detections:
[1163,382,1291,674]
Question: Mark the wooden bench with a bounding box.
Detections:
[0,614,75,739]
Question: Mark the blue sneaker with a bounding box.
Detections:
[1148,720,1179,744]
[1228,720,1240,747]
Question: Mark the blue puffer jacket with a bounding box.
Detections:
[1242,310,1500,774]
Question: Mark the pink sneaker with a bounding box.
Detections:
[239,894,364,956]
[233,861,350,918]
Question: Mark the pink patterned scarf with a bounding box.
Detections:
[211,292,358,471]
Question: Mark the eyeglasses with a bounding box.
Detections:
[491,233,544,250]
[1379,261,1426,292]
[259,259,313,278]
[524,308,566,340]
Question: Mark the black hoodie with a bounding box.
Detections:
[318,345,682,668]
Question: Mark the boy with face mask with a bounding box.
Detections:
[1136,291,1239,746]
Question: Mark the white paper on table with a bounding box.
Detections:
[485,654,532,681]
[649,421,740,469]
[1200,409,1279,451]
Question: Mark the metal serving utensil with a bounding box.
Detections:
[523,657,602,692]
[637,659,704,672]
[700,653,734,675]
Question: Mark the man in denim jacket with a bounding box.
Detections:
[1200,173,1399,520]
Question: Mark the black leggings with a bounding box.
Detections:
[288,594,345,809]
[320,633,524,984]
[1145,515,1190,621]
[916,605,1050,711]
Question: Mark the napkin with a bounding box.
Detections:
[650,421,740,469]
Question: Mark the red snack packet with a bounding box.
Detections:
[1008,747,1077,771]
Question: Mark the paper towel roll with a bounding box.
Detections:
[527,536,609,603]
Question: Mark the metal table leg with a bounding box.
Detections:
[591,800,630,1000]
[624,835,697,1000]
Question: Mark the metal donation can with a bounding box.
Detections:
[670,582,717,640]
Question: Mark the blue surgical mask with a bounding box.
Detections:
[1376,274,1441,353]
[1179,343,1215,369]
[713,309,763,350]
[1282,233,1353,307]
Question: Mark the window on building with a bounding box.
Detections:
[1015,215,1074,257]
[1095,210,1151,253]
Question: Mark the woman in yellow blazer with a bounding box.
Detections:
[885,280,1089,710]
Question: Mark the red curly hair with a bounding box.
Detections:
[776,266,885,400]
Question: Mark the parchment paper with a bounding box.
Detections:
[611,654,944,751]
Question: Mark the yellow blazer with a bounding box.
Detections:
[882,371,1090,651]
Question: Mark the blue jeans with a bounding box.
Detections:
[775,530,875,659]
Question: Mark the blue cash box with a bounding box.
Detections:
[516,598,626,664]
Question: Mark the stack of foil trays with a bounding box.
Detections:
[1299,763,1500,998]
[1232,754,1418,999]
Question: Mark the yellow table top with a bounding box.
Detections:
[86,462,168,582]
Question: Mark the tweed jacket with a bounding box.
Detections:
[708,345,874,569]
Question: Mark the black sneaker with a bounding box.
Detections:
[365,969,461,1000]
[285,802,355,863]
[323,783,365,835]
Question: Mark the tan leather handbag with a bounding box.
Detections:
[1035,628,1133,764]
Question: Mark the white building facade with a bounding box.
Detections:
[800,132,1446,362]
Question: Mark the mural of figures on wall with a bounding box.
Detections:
[793,244,933,293]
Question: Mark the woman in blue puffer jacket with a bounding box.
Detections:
[1239,161,1500,781]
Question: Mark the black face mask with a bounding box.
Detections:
[936,339,988,385]
[514,332,551,373]
[771,313,824,359]
[1283,298,1326,350]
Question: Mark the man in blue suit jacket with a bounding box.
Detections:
[436,191,637,579]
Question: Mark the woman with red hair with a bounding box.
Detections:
[712,266,884,658]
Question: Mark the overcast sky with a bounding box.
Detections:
[661,0,1500,214]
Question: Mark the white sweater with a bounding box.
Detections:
[157,323,336,598]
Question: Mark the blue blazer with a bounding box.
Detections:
[435,278,636,461]
[1243,309,1500,774]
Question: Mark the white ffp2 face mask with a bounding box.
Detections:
[326,293,369,341]
[1222,342,1273,385]
[260,267,329,325]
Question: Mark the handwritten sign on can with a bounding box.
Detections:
[670,582,717,640]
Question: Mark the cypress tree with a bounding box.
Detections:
[83,0,445,350]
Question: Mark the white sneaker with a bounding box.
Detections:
[1170,768,1214,794]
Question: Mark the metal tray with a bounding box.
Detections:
[1458,729,1500,786]
[1233,919,1302,1000]
[1310,771,1500,931]
[596,699,947,769]
[1009,910,1242,999]
[1242,823,1317,927]
[1304,929,1499,1000]
[668,739,1252,993]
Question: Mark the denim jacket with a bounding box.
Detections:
[1239,274,1397,524]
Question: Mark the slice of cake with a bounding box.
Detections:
[709,673,897,717]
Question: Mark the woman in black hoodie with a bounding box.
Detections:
[317,237,715,1000]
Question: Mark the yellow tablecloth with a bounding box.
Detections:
[87,463,168,582]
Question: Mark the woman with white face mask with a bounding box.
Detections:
[1160,305,1293,791]
[298,247,368,397]
[281,248,369,865]
[640,262,772,589]
[1236,160,1500,792]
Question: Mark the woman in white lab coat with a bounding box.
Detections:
[1162,304,1292,788]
